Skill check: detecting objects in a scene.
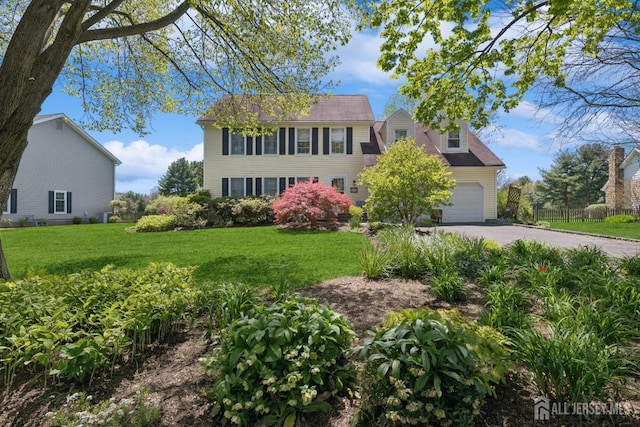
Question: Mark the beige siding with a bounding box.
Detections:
[384,111,415,146]
[439,120,469,153]
[203,123,371,205]
[447,167,500,220]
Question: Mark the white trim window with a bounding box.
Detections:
[330,128,345,154]
[394,129,408,142]
[329,175,347,194]
[447,130,461,149]
[230,132,245,155]
[229,178,245,197]
[263,177,279,196]
[296,128,311,155]
[54,190,67,214]
[263,132,278,155]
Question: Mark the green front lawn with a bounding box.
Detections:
[0,223,369,287]
[550,221,640,240]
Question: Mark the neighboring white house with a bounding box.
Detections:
[197,95,505,223]
[2,114,121,224]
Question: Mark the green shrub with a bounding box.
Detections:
[194,282,258,332]
[378,225,429,278]
[203,298,356,426]
[480,282,530,333]
[513,324,634,403]
[132,214,177,232]
[108,215,120,223]
[73,216,82,224]
[360,244,392,279]
[430,270,466,302]
[349,205,363,230]
[171,198,206,228]
[619,254,640,277]
[209,197,236,226]
[231,196,275,225]
[1,218,13,227]
[88,216,98,224]
[584,204,608,220]
[352,309,508,427]
[604,214,636,223]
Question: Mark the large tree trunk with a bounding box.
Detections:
[0,0,92,280]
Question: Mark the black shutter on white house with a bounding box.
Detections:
[9,189,17,213]
[255,178,262,195]
[288,128,295,155]
[279,177,287,194]
[222,178,229,196]
[255,135,262,155]
[347,127,353,154]
[288,177,295,187]
[279,128,286,155]
[245,178,253,196]
[66,192,72,213]
[48,191,54,213]
[322,128,330,155]
[312,128,319,155]
[222,128,230,155]
[246,136,253,155]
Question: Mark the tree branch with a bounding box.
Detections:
[76,1,190,43]
[81,0,126,31]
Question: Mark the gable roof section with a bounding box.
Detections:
[33,114,122,165]
[198,94,375,124]
[620,146,640,170]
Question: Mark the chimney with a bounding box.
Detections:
[605,146,625,208]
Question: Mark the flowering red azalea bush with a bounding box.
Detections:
[272,182,352,230]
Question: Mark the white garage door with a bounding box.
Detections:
[440,182,484,223]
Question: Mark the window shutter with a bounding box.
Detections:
[255,135,262,155]
[66,192,72,213]
[288,177,295,187]
[279,128,286,155]
[246,135,253,155]
[288,128,295,155]
[222,128,230,155]
[255,177,262,195]
[222,178,229,196]
[322,128,330,155]
[48,191,54,213]
[245,178,253,196]
[10,189,17,213]
[279,177,287,194]
[347,127,353,154]
[312,128,319,155]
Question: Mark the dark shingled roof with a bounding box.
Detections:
[198,94,374,124]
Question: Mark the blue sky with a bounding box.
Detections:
[40,28,562,195]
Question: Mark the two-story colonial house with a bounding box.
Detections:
[197,95,505,223]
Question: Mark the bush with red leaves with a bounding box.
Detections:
[272,181,353,229]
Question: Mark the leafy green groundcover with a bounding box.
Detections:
[0,263,196,387]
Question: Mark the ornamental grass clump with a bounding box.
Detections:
[203,298,357,426]
[352,308,510,427]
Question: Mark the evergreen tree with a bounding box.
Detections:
[158,158,199,197]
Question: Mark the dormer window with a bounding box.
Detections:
[447,130,461,149]
[394,129,408,142]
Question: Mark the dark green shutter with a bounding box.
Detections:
[222,128,229,155]
[322,128,330,155]
[347,127,353,154]
[9,189,17,213]
[66,192,72,213]
[48,191,54,213]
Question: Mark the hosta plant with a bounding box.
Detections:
[202,298,357,426]
[352,308,510,426]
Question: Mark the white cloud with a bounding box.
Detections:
[481,125,556,153]
[105,139,203,184]
[329,29,392,86]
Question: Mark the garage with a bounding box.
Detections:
[440,182,484,223]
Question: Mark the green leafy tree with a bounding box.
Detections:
[381,92,419,119]
[359,138,455,224]
[158,158,200,197]
[538,144,608,209]
[358,0,640,134]
[0,0,351,279]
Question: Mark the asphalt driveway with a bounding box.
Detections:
[436,224,640,259]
